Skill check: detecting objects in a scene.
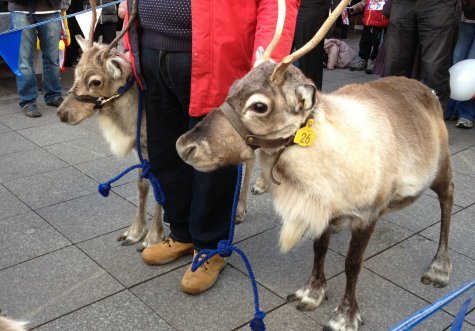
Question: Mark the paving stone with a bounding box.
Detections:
[3,167,98,209]
[0,131,37,156]
[131,265,284,331]
[322,68,366,83]
[0,211,70,270]
[0,107,59,130]
[420,205,475,259]
[17,122,91,147]
[229,227,345,298]
[241,303,321,330]
[303,268,454,330]
[75,154,138,185]
[37,192,138,243]
[365,235,475,319]
[384,194,461,232]
[0,101,20,116]
[451,149,475,178]
[45,135,113,165]
[466,311,475,326]
[329,219,414,259]
[0,122,11,133]
[36,290,173,331]
[111,181,158,217]
[0,148,67,183]
[0,246,123,328]
[79,117,105,135]
[425,171,475,208]
[447,123,475,154]
[0,184,29,220]
[78,229,189,288]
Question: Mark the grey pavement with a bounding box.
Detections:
[0,31,474,331]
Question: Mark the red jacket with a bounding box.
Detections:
[350,0,389,28]
[124,0,300,117]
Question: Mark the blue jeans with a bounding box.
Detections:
[10,12,62,107]
[453,21,475,63]
[445,21,475,120]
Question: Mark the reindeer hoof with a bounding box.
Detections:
[136,244,146,252]
[117,234,128,241]
[324,311,362,331]
[251,186,266,195]
[120,239,137,246]
[296,300,319,311]
[286,294,299,302]
[421,254,451,288]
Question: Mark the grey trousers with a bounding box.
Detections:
[383,0,461,109]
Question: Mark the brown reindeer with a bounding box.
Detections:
[175,0,453,329]
[57,0,253,250]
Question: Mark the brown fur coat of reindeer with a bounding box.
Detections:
[175,0,454,329]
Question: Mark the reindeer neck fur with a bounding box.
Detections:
[262,84,443,252]
[97,84,145,158]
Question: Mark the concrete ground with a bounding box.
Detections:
[0,31,474,331]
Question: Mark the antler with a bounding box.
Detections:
[89,0,97,47]
[271,0,352,82]
[102,0,138,57]
[262,0,286,60]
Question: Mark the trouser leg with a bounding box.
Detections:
[141,46,193,243]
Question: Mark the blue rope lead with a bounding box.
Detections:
[98,90,165,205]
[191,164,266,331]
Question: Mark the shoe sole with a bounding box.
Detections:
[142,248,194,266]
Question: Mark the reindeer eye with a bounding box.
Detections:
[252,102,268,114]
[89,80,102,88]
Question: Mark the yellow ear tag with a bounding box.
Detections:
[293,119,316,147]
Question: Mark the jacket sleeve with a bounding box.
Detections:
[349,0,365,15]
[253,0,301,63]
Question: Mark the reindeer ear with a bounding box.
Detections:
[295,84,316,111]
[105,58,124,79]
[76,35,90,51]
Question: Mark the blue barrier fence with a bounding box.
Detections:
[390,279,474,331]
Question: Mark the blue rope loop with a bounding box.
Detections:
[97,90,166,205]
[191,164,266,331]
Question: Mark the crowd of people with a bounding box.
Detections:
[3,0,474,296]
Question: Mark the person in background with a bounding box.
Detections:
[293,0,330,90]
[382,0,461,111]
[348,0,389,74]
[9,0,66,117]
[122,0,299,295]
[83,0,117,44]
[447,0,475,129]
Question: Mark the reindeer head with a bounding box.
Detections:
[57,36,133,124]
[57,0,138,124]
[176,0,350,171]
[176,60,317,172]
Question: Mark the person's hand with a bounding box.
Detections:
[118,2,126,19]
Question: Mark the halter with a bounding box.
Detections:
[219,101,313,185]
[72,76,136,110]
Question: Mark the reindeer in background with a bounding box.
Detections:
[57,0,255,250]
[176,0,454,329]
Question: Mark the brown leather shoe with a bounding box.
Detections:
[180,250,227,295]
[142,237,194,265]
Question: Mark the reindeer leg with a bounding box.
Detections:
[138,203,165,252]
[287,228,331,311]
[117,172,149,246]
[252,149,267,195]
[324,221,376,331]
[236,158,255,223]
[422,160,453,288]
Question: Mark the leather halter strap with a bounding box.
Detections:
[219,102,295,150]
[72,76,136,110]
